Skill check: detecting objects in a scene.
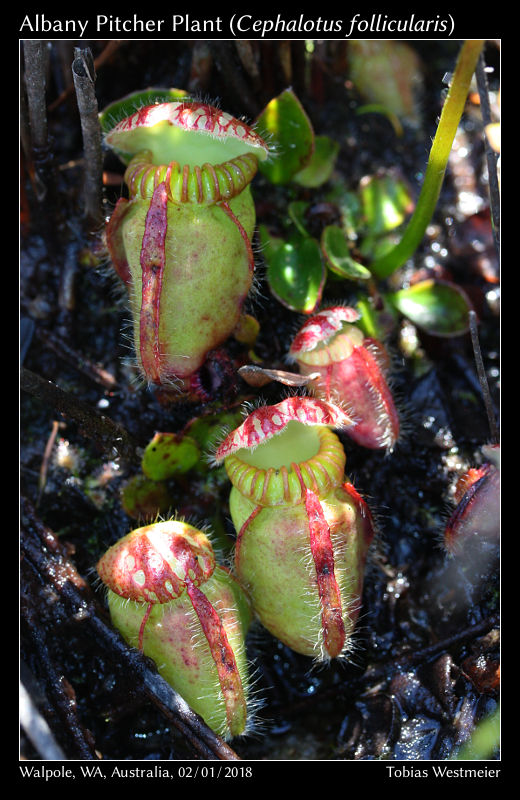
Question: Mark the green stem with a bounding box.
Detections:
[371,40,484,280]
[356,293,383,339]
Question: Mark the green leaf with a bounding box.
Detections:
[359,231,401,261]
[387,279,473,337]
[260,226,325,313]
[326,182,363,241]
[293,135,340,188]
[187,411,244,455]
[141,432,200,480]
[348,40,423,124]
[359,172,414,236]
[288,201,311,236]
[255,89,315,184]
[321,225,371,281]
[99,87,190,135]
[120,474,174,520]
[258,225,285,261]
[452,705,500,761]
[355,297,385,340]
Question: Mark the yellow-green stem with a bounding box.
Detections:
[371,40,484,279]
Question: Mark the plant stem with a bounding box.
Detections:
[469,310,499,443]
[475,54,500,252]
[356,294,383,339]
[371,40,484,279]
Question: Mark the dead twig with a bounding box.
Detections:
[37,419,61,505]
[19,680,68,760]
[209,41,260,119]
[49,41,122,113]
[23,40,49,152]
[20,366,139,466]
[364,614,499,681]
[88,612,241,760]
[22,40,55,204]
[238,364,318,388]
[468,310,500,445]
[72,48,104,226]
[58,242,79,314]
[475,53,500,252]
[37,327,117,390]
[21,584,100,759]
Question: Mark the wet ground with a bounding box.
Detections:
[20,39,499,762]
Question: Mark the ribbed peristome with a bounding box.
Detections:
[124,150,260,206]
[224,426,346,507]
[294,325,365,367]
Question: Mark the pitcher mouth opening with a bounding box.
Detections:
[106,101,269,164]
[224,423,346,507]
[106,101,269,207]
[237,420,320,469]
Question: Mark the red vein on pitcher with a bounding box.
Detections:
[186,582,248,737]
[293,462,346,659]
[139,182,169,384]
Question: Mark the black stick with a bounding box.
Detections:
[23,40,49,150]
[20,498,241,761]
[209,41,260,119]
[475,53,500,253]
[19,679,68,761]
[72,47,104,226]
[21,366,140,466]
[469,310,500,444]
[22,40,55,203]
[21,589,99,759]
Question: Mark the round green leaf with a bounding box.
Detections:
[141,432,200,480]
[293,135,340,188]
[121,474,173,520]
[260,227,325,313]
[321,225,372,281]
[359,172,414,236]
[258,224,285,261]
[387,279,473,336]
[288,201,311,236]
[255,89,315,184]
[359,231,401,261]
[348,40,423,124]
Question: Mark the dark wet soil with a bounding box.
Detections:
[20,39,499,762]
